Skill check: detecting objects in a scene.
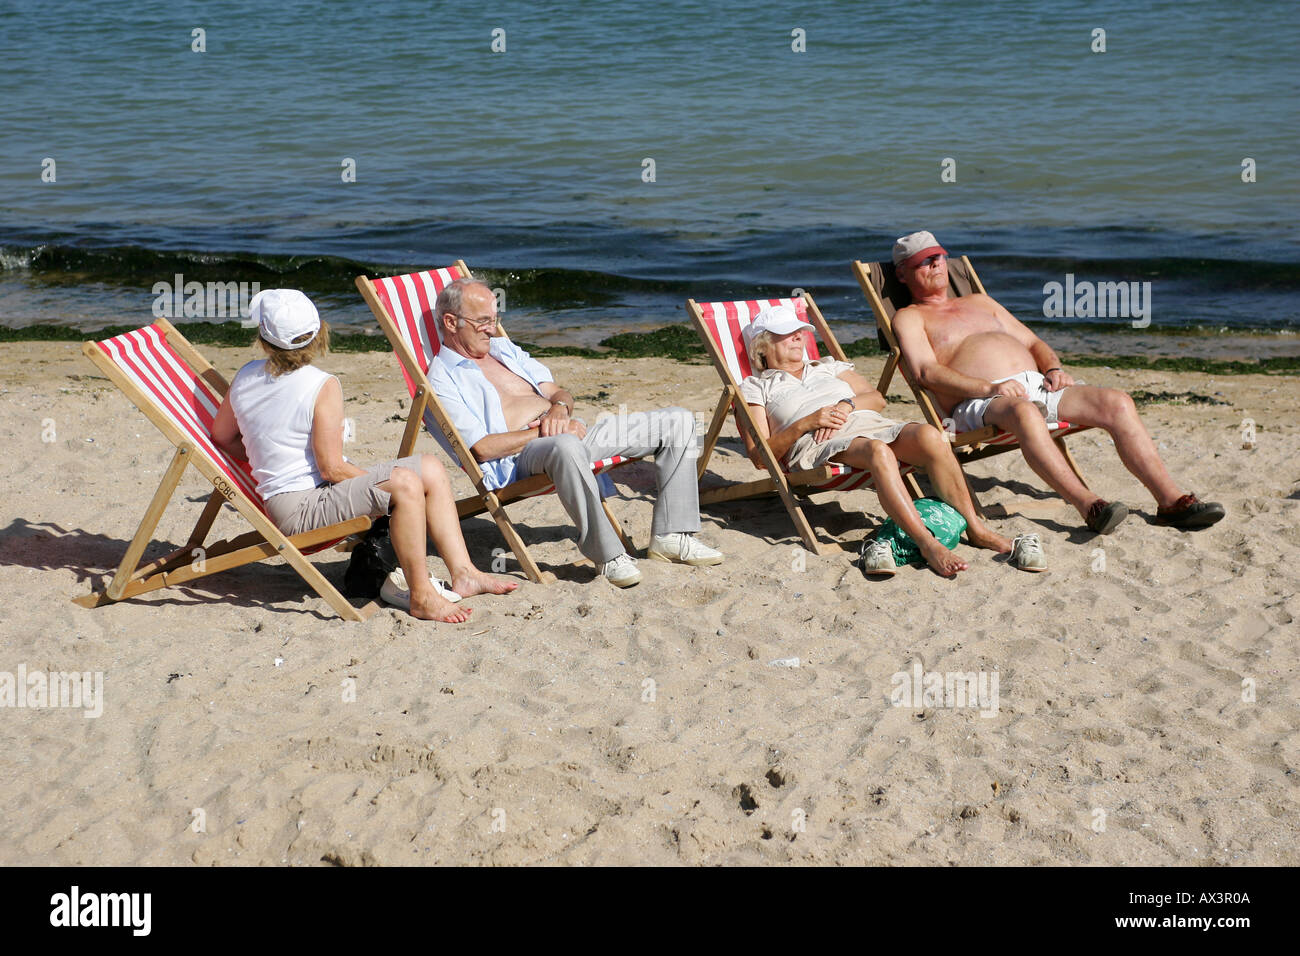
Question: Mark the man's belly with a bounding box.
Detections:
[932,331,1037,411]
[500,391,553,431]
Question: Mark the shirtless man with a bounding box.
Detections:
[426,278,722,587]
[889,231,1225,533]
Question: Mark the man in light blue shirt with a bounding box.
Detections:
[426,278,724,587]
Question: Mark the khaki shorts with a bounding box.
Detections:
[785,410,908,471]
[264,455,423,536]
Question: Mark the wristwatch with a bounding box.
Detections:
[837,397,855,410]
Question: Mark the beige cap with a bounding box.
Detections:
[892,231,948,269]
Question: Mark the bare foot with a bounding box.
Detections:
[450,570,520,598]
[920,539,968,577]
[410,589,473,623]
[966,524,1012,553]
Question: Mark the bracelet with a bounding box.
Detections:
[1044,367,1062,375]
[551,400,571,412]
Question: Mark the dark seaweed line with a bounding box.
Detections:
[6,321,1297,376]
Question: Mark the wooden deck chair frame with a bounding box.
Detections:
[853,256,1092,514]
[355,261,636,583]
[687,293,923,555]
[75,319,377,621]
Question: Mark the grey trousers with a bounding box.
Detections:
[514,406,700,563]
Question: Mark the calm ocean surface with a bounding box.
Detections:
[2,0,1298,348]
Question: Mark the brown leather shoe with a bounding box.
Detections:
[1085,499,1129,534]
[1156,493,1225,529]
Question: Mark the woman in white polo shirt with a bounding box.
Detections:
[212,289,517,622]
[739,305,1043,577]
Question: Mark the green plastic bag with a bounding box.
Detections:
[871,498,967,566]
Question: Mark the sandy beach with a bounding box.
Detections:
[1,339,1297,866]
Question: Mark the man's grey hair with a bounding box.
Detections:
[434,277,492,326]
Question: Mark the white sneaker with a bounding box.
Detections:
[1010,533,1048,572]
[860,539,898,576]
[380,568,463,611]
[647,533,724,567]
[600,553,643,588]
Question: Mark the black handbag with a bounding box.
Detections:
[342,516,399,598]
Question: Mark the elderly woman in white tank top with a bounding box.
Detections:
[739,305,1041,577]
[212,289,517,622]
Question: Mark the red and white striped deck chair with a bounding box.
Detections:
[75,319,377,621]
[853,256,1092,515]
[686,293,923,555]
[355,261,636,583]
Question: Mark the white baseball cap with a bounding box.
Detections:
[743,304,812,345]
[250,289,321,349]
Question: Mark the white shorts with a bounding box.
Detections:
[949,370,1067,435]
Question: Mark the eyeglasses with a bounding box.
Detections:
[456,313,498,331]
[917,254,947,269]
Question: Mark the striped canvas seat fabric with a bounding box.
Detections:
[988,420,1083,441]
[367,264,466,396]
[694,297,818,382]
[97,323,262,505]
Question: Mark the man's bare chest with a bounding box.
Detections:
[923,303,1008,358]
[477,356,537,397]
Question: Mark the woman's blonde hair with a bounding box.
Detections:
[259,322,330,376]
[747,329,781,372]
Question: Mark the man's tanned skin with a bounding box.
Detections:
[891,250,1209,528]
